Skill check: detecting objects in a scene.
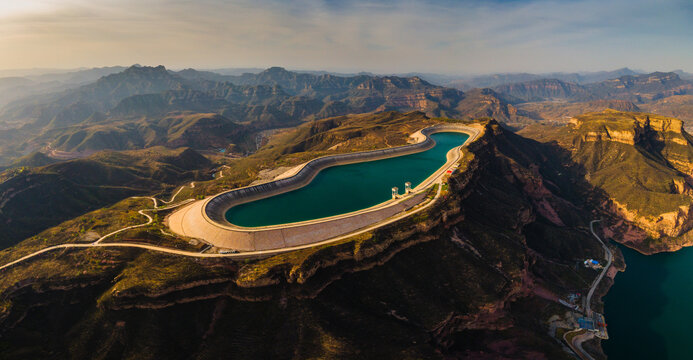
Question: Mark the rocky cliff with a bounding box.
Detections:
[522,110,693,253]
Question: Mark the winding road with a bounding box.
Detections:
[0,190,195,271]
[585,220,613,316]
[565,219,613,360]
[0,125,481,272]
[563,329,595,360]
[0,173,446,271]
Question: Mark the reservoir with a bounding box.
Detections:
[225,132,470,227]
[603,245,693,359]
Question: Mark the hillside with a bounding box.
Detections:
[0,66,192,124]
[7,152,57,169]
[61,65,193,110]
[0,115,609,359]
[0,147,211,248]
[639,95,693,130]
[16,112,247,155]
[520,110,693,253]
[447,68,640,89]
[483,72,693,111]
[0,68,128,109]
[173,67,526,124]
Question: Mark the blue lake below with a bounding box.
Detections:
[604,244,693,359]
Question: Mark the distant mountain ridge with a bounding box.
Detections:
[447,67,641,89]
[585,71,693,102]
[492,79,595,102]
[491,72,693,104]
[0,65,528,162]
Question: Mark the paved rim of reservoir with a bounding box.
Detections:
[0,123,483,271]
[167,124,481,251]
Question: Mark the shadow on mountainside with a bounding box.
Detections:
[0,119,657,359]
[510,128,671,359]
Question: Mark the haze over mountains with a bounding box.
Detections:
[0,65,517,164]
[1,65,692,168]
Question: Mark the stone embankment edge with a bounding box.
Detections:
[165,123,480,251]
[202,123,479,231]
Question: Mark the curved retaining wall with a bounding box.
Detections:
[205,123,469,224]
[167,123,479,251]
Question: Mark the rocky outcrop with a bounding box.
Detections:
[570,110,691,150]
[605,199,693,238]
[535,110,693,253]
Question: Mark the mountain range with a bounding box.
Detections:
[0,65,526,164]
[446,67,642,89]
[1,65,692,169]
[492,72,693,104]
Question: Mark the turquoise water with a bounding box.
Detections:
[225,132,469,227]
[603,245,693,359]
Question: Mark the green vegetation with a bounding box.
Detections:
[0,197,151,265]
[191,111,440,196]
[575,141,689,217]
[0,146,211,249]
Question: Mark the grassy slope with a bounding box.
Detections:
[520,110,693,219]
[194,111,444,195]
[0,147,211,249]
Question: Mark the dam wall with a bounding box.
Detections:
[170,191,429,250]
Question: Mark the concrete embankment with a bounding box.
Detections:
[205,124,466,224]
[167,123,480,251]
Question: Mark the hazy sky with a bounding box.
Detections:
[1,0,691,74]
